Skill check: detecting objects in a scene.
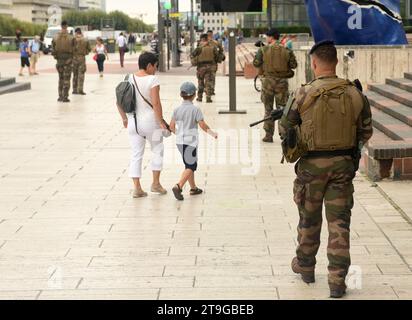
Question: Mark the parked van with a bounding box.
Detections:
[43,26,74,54]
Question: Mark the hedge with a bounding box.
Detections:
[0,16,46,37]
[242,26,312,38]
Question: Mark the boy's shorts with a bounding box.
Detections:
[20,57,30,67]
[177,144,198,172]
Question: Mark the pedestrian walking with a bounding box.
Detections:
[127,32,136,55]
[94,37,108,78]
[18,38,32,76]
[170,82,218,201]
[279,40,373,298]
[72,28,91,94]
[29,36,41,75]
[117,32,127,68]
[150,33,160,59]
[52,21,75,102]
[116,52,169,198]
[15,28,22,50]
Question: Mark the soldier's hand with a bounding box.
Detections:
[122,118,128,128]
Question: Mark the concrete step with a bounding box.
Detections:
[371,106,412,142]
[0,82,31,95]
[386,78,412,93]
[366,91,412,126]
[404,72,412,80]
[0,77,16,87]
[369,83,412,108]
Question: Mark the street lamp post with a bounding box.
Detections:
[190,0,195,53]
[157,0,165,72]
[267,0,272,29]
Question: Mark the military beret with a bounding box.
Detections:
[310,40,335,55]
[266,28,280,38]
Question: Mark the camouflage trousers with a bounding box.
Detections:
[210,64,218,95]
[56,58,73,100]
[293,156,355,287]
[72,56,86,93]
[197,64,214,100]
[261,77,289,136]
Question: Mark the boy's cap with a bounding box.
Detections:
[180,82,197,96]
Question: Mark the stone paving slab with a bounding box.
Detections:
[0,53,411,299]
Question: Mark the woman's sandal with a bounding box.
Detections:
[133,189,148,198]
[190,187,203,196]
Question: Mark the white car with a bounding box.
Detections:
[43,26,74,54]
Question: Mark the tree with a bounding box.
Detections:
[62,10,154,33]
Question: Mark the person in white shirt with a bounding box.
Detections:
[93,37,108,77]
[116,32,127,68]
[116,52,169,198]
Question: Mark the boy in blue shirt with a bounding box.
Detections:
[170,82,218,201]
[19,38,32,76]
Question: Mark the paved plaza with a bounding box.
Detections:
[0,52,411,300]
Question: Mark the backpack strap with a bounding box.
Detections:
[132,75,171,133]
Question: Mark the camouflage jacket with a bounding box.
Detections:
[253,44,298,73]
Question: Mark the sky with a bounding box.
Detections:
[106,0,192,25]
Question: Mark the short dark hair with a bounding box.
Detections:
[61,20,68,27]
[23,38,28,42]
[75,27,81,34]
[138,51,158,70]
[181,93,195,100]
[207,30,213,34]
[200,34,208,41]
[312,44,338,64]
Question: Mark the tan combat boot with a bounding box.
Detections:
[329,284,347,299]
[291,257,315,283]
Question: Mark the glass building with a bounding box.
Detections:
[242,0,309,28]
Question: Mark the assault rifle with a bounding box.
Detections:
[249,108,284,128]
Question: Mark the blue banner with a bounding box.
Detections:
[305,0,408,45]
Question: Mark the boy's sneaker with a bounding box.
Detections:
[190,188,203,196]
[206,97,213,103]
[172,184,184,201]
[151,184,167,195]
[196,98,202,102]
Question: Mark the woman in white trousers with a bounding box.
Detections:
[117,52,169,198]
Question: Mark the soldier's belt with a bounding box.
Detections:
[303,149,354,158]
[197,61,214,65]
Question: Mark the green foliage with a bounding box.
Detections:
[0,15,46,36]
[245,26,312,37]
[404,26,412,33]
[62,10,154,33]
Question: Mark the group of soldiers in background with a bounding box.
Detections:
[52,21,91,102]
[190,30,226,103]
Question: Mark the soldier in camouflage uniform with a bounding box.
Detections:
[279,41,373,298]
[253,29,297,143]
[72,28,91,95]
[191,34,219,103]
[207,30,225,96]
[52,21,74,102]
